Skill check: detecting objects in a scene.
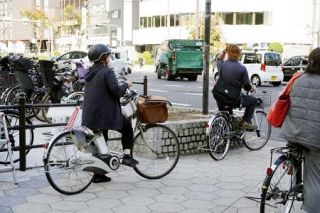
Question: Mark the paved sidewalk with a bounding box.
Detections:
[0,140,285,213]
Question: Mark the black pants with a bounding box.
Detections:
[217,95,257,123]
[101,115,134,150]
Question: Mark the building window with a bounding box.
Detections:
[111,10,120,19]
[236,13,253,25]
[170,14,174,26]
[161,15,166,27]
[147,17,152,27]
[153,16,160,27]
[140,17,147,28]
[255,12,264,25]
[175,14,180,26]
[222,13,233,25]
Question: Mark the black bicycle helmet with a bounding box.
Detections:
[88,44,111,62]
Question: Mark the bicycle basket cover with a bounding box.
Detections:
[137,96,168,124]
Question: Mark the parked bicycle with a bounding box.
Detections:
[205,90,271,160]
[0,109,34,165]
[0,111,17,184]
[260,143,306,213]
[43,89,180,195]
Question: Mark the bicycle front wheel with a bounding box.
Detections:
[0,110,34,165]
[132,124,180,179]
[260,158,302,213]
[207,115,230,161]
[44,131,93,195]
[244,110,271,150]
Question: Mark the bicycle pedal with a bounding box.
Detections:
[197,145,209,151]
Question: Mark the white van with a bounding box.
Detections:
[110,49,131,78]
[81,48,132,78]
[213,51,283,86]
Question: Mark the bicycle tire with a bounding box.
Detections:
[244,110,271,151]
[260,157,299,213]
[4,85,19,106]
[32,91,47,122]
[44,131,93,195]
[0,110,34,164]
[207,115,230,161]
[132,124,180,179]
[66,91,84,101]
[40,93,52,123]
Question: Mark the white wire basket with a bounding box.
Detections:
[253,90,271,109]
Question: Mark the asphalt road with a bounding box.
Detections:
[127,66,285,110]
[127,65,286,141]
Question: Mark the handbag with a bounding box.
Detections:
[212,67,241,105]
[266,72,303,128]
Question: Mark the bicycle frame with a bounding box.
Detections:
[264,147,304,210]
[0,112,17,183]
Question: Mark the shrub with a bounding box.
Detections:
[142,51,154,65]
[268,42,283,53]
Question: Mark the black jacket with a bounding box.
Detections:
[82,63,128,131]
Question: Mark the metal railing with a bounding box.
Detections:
[0,76,148,171]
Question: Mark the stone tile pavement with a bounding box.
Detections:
[0,140,296,213]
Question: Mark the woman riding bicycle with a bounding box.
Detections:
[212,44,257,130]
[279,47,320,213]
[82,44,139,183]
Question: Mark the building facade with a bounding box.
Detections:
[0,0,139,54]
[133,0,318,59]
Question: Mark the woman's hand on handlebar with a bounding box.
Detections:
[250,85,257,92]
[125,80,133,88]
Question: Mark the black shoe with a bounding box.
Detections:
[92,173,111,183]
[122,155,139,167]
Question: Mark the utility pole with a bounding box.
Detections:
[202,0,211,115]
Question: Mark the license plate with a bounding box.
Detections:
[271,76,277,81]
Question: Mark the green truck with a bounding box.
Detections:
[155,39,203,81]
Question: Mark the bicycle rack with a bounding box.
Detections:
[0,76,148,172]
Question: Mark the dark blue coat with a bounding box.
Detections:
[82,63,128,131]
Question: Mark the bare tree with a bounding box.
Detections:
[21,9,48,54]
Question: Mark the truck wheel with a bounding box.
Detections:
[167,74,175,81]
[188,75,197,81]
[165,71,175,81]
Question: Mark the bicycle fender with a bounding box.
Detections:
[42,129,74,161]
[206,116,216,136]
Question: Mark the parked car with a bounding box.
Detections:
[54,51,88,70]
[282,55,308,81]
[213,50,283,86]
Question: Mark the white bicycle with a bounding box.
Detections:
[43,90,180,195]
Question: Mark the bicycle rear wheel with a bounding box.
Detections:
[44,131,93,195]
[244,110,271,150]
[260,158,302,213]
[0,110,34,164]
[32,91,47,122]
[207,115,230,161]
[40,93,52,123]
[132,124,179,179]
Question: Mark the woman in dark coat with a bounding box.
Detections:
[82,44,138,183]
